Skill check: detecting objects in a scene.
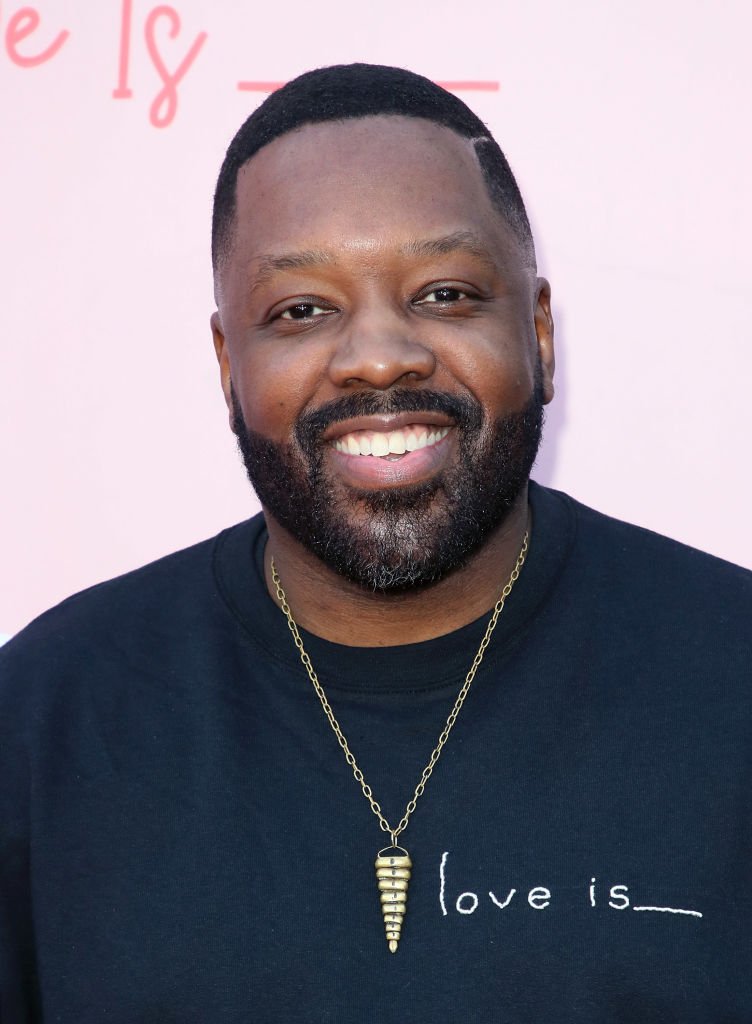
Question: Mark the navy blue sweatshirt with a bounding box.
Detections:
[1,483,751,1022]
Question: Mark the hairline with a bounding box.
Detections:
[213,113,535,277]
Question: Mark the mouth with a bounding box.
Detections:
[323,414,456,488]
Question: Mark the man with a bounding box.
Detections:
[1,64,750,1022]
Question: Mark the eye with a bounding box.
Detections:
[279,301,333,321]
[415,286,471,305]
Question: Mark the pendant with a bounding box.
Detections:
[375,846,412,953]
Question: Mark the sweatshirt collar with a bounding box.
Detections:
[213,481,575,693]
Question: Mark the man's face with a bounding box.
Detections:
[212,116,554,590]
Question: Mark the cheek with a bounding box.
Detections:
[230,341,327,440]
[441,328,537,415]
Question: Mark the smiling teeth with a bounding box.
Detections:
[332,425,450,457]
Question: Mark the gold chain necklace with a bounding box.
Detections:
[271,530,528,953]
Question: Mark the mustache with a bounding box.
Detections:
[295,388,483,449]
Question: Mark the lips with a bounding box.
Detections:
[325,422,454,488]
[305,398,466,488]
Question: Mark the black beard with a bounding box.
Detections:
[231,377,544,593]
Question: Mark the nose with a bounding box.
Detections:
[327,305,436,389]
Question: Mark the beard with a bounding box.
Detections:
[231,373,544,593]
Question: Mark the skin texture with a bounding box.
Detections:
[211,115,555,646]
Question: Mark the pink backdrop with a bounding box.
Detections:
[1,0,750,639]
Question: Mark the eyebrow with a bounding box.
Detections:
[399,230,500,271]
[251,248,335,289]
[250,230,499,290]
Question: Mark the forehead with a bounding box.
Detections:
[225,116,520,273]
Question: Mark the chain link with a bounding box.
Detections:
[271,531,528,844]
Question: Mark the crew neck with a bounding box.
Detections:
[213,481,576,693]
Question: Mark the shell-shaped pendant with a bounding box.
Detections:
[375,847,412,953]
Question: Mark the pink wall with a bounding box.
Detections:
[1,0,750,638]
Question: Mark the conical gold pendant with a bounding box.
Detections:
[375,847,412,953]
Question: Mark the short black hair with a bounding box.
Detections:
[211,63,534,271]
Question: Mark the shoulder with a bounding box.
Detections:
[557,487,750,592]
[534,483,751,669]
[0,516,263,701]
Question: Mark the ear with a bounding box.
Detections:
[533,278,555,405]
[211,311,233,416]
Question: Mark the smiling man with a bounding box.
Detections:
[212,104,552,639]
[1,64,751,1023]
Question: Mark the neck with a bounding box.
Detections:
[263,487,530,647]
